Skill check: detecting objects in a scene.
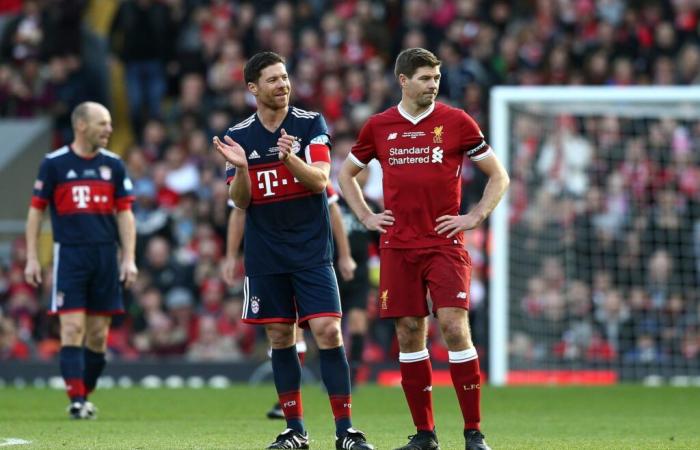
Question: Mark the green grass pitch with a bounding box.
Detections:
[1,385,699,449]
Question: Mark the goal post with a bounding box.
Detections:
[489,86,700,386]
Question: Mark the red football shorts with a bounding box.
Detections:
[378,246,472,318]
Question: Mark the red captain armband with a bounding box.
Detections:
[30,196,48,210]
[306,143,331,163]
[115,195,135,211]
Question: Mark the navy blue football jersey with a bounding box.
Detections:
[225,107,333,276]
[31,146,134,245]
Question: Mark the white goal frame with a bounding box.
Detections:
[488,86,700,386]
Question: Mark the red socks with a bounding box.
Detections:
[449,348,481,430]
[399,349,435,431]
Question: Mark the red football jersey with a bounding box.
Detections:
[349,102,491,249]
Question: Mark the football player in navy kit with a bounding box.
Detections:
[214,52,373,450]
[25,102,137,419]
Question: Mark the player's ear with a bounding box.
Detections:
[75,118,87,132]
[247,81,258,96]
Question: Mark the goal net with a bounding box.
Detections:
[489,87,700,386]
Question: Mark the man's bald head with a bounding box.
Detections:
[71,102,109,129]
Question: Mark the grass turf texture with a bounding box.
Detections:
[1,385,699,449]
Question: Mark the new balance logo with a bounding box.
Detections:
[387,132,397,140]
[423,385,432,392]
[457,291,467,299]
[249,150,260,159]
[67,170,77,179]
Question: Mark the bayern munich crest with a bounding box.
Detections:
[250,296,260,314]
[99,165,112,180]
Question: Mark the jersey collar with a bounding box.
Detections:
[397,102,435,125]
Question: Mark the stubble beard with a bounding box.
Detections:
[89,133,108,152]
[262,94,289,111]
[416,95,435,109]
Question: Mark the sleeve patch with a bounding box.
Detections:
[310,134,330,145]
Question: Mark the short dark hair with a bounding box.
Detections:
[394,48,441,79]
[244,51,285,84]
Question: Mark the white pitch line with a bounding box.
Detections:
[0,438,31,447]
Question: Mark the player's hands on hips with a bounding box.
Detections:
[435,212,483,238]
[337,255,357,281]
[24,258,42,287]
[213,135,248,168]
[361,210,395,233]
[277,128,297,162]
[120,260,138,288]
[220,256,238,287]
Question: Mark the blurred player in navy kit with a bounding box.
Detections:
[214,51,373,450]
[25,102,137,419]
[333,162,380,386]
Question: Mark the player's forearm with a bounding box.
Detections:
[329,203,352,259]
[116,210,136,263]
[283,154,328,193]
[229,168,252,209]
[226,208,245,258]
[25,207,43,261]
[471,170,510,221]
[338,165,373,223]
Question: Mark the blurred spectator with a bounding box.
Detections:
[141,236,194,297]
[536,115,592,197]
[110,0,178,131]
[0,316,30,360]
[186,315,242,362]
[0,0,45,61]
[217,298,256,356]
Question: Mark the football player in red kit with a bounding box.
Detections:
[339,48,509,450]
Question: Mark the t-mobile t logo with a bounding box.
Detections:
[257,169,297,197]
[72,186,91,208]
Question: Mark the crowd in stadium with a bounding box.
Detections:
[509,112,700,370]
[1,0,699,372]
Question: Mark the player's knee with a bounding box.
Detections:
[61,322,85,344]
[395,317,423,337]
[313,320,342,348]
[440,322,471,348]
[266,324,295,348]
[348,310,367,333]
[85,327,109,350]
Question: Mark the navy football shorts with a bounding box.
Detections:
[242,265,342,327]
[51,242,124,315]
